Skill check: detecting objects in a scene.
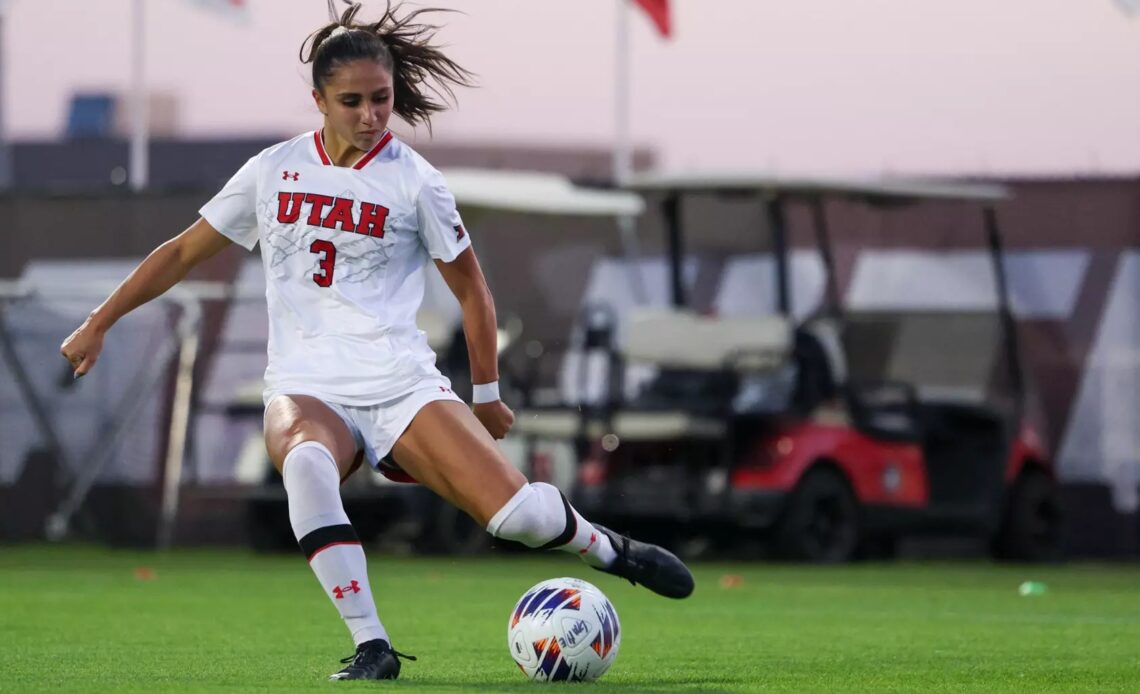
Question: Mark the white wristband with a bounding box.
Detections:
[472,381,500,404]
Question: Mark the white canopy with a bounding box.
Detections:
[440,168,645,217]
[624,172,1009,203]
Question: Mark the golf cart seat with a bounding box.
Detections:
[625,309,792,371]
[513,308,794,441]
[513,409,727,440]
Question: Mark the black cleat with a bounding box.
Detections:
[592,525,695,599]
[328,639,415,681]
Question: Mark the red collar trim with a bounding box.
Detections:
[313,129,332,166]
[352,131,394,170]
[314,129,393,169]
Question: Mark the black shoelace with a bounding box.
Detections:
[339,644,417,666]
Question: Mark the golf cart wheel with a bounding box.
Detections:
[775,467,860,563]
[994,470,1063,562]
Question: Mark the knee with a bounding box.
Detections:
[485,482,569,548]
[281,441,339,488]
[265,420,308,472]
[264,400,338,472]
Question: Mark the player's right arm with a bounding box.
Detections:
[60,218,232,378]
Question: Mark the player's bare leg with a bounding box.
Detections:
[264,395,358,477]
[388,400,525,524]
[265,395,409,680]
[391,401,695,599]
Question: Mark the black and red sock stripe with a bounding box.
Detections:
[299,524,360,561]
[537,492,577,551]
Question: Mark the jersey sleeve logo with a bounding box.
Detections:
[454,224,466,241]
[282,170,300,181]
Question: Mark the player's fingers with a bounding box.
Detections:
[61,347,80,367]
[61,334,86,364]
[473,406,511,439]
[74,354,97,378]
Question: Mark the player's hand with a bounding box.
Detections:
[60,317,106,379]
[473,400,514,439]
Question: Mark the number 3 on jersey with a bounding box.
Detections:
[310,239,336,287]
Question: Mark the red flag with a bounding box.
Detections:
[633,0,671,38]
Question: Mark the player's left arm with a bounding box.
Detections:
[435,248,515,439]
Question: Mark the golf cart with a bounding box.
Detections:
[513,174,1062,562]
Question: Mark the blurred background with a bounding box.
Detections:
[1,0,1138,562]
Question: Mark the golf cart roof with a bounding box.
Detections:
[624,173,1010,203]
[441,168,645,217]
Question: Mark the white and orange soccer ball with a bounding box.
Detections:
[507,577,621,682]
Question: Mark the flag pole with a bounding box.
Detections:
[0,4,11,190]
[615,0,647,303]
[129,0,149,191]
[614,0,632,184]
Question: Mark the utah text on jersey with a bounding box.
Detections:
[277,192,390,239]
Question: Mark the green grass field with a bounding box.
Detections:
[1,547,1139,693]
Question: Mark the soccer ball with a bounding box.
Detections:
[507,577,621,682]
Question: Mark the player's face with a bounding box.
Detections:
[314,59,394,152]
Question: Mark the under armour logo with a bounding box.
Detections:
[282,170,300,181]
[332,580,361,599]
[454,224,466,241]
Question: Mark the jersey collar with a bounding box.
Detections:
[314,129,394,170]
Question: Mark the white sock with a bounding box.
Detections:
[486,482,618,568]
[283,441,388,646]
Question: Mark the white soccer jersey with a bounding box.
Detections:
[200,130,471,405]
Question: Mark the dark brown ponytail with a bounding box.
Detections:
[301,2,474,130]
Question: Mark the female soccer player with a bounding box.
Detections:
[59,2,692,681]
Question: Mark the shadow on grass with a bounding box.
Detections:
[391,675,747,692]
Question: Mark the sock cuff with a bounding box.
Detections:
[282,441,337,480]
[485,484,533,535]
